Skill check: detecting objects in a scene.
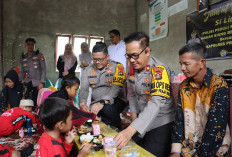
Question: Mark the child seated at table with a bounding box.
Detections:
[48,75,99,127]
[36,97,91,157]
[0,99,36,137]
[0,69,26,114]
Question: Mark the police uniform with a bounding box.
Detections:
[19,50,46,107]
[128,56,175,157]
[79,59,126,129]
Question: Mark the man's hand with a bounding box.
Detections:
[80,102,90,112]
[169,153,180,157]
[65,128,77,144]
[91,102,104,115]
[62,71,69,76]
[114,126,137,149]
[130,113,137,122]
[37,83,44,90]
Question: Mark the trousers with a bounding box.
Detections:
[98,97,127,129]
[132,122,173,157]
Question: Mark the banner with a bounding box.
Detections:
[186,1,232,60]
[149,0,168,41]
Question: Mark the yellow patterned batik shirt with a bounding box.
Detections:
[171,69,231,157]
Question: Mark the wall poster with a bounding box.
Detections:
[149,0,168,41]
[186,0,232,60]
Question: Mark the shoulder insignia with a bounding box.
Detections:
[106,63,110,68]
[145,65,151,72]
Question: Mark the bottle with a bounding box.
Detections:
[19,128,24,138]
[26,118,33,136]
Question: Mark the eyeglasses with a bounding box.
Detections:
[125,47,147,60]
[92,56,107,63]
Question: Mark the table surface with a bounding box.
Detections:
[74,122,156,157]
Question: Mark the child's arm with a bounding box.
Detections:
[63,128,76,154]
[71,105,96,119]
[77,143,91,157]
[64,128,77,144]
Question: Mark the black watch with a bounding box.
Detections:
[99,99,106,105]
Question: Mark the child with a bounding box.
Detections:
[36,97,91,157]
[0,99,36,137]
[0,69,26,113]
[49,75,98,127]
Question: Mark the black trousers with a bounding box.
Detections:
[98,97,127,129]
[25,82,38,110]
[132,122,173,157]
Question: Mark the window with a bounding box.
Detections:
[55,34,104,72]
[89,36,104,53]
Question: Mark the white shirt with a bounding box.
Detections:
[108,40,127,71]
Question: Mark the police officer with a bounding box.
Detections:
[114,32,175,157]
[19,38,46,108]
[79,42,127,129]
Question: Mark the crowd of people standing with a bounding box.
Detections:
[0,30,230,157]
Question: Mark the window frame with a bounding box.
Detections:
[55,34,104,72]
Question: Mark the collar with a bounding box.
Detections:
[188,68,213,88]
[203,68,213,87]
[43,132,62,143]
[112,40,123,46]
[136,56,154,74]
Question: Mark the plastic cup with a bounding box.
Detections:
[121,146,140,157]
[104,141,117,157]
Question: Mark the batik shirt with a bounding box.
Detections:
[171,68,231,157]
